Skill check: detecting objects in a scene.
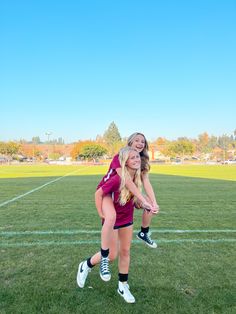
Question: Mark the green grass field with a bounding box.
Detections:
[0,164,236,314]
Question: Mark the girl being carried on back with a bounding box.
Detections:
[77,146,147,303]
[96,132,160,281]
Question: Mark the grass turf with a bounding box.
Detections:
[0,164,236,313]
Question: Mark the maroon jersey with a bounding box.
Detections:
[101,174,134,228]
[97,154,121,189]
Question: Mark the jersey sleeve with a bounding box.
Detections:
[110,154,121,170]
[101,175,120,195]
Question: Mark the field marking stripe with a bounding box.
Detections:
[0,167,90,208]
[1,229,236,236]
[0,238,236,247]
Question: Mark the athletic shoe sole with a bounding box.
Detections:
[100,272,111,282]
[77,262,85,288]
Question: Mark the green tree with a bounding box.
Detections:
[218,134,231,150]
[0,142,5,154]
[167,139,194,157]
[57,137,64,144]
[198,132,210,153]
[78,144,107,161]
[32,136,41,144]
[208,135,218,149]
[0,141,21,162]
[48,152,61,160]
[218,134,232,161]
[71,140,94,160]
[103,122,122,156]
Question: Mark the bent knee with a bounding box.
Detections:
[103,215,116,226]
[102,204,116,224]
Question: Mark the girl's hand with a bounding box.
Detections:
[141,200,153,212]
[97,209,105,219]
[151,203,160,214]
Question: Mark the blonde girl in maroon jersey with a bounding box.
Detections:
[77,147,149,303]
[97,132,159,282]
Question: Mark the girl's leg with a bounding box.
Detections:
[141,207,153,228]
[100,195,116,281]
[137,196,157,248]
[77,229,118,288]
[101,195,116,253]
[135,196,153,228]
[118,225,133,274]
[90,228,119,265]
[117,225,135,303]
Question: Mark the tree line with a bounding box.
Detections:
[1,122,236,162]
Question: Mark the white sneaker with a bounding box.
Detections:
[77,261,91,288]
[100,257,111,281]
[117,282,135,303]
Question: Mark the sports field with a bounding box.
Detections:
[0,164,236,314]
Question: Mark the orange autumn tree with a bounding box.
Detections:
[71,140,93,160]
[71,140,107,161]
[150,137,170,158]
[198,132,210,153]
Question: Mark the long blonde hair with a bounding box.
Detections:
[118,146,142,206]
[127,132,150,174]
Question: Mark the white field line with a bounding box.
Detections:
[0,167,90,208]
[0,229,236,236]
[0,238,236,247]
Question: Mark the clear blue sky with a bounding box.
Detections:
[1,0,235,143]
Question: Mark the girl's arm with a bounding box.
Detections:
[116,168,153,211]
[142,172,159,213]
[95,188,105,219]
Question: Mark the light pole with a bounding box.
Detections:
[45,132,52,160]
[45,132,52,143]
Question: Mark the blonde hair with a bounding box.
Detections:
[118,146,142,206]
[127,132,150,174]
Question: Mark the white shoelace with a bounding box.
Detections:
[101,257,110,274]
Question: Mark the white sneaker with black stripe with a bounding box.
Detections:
[136,231,157,248]
[100,256,111,281]
[77,261,91,288]
[117,281,135,303]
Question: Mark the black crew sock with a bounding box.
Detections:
[119,273,128,282]
[101,248,109,258]
[86,257,95,268]
[141,226,149,234]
